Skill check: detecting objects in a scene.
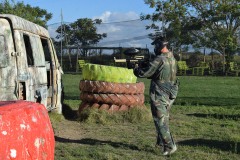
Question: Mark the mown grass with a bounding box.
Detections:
[50,74,240,160]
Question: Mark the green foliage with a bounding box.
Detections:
[186,52,204,67]
[0,0,52,28]
[142,0,240,66]
[55,18,107,56]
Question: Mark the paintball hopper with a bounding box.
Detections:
[122,48,146,69]
[123,48,140,57]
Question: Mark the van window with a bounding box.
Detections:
[41,38,53,88]
[30,36,45,66]
[41,38,51,62]
[0,35,9,68]
[23,34,34,66]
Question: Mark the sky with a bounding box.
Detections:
[14,0,157,51]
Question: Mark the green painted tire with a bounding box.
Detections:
[82,63,137,83]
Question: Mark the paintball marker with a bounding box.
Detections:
[114,48,152,69]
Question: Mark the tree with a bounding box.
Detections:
[55,18,107,57]
[0,0,52,28]
[142,0,240,72]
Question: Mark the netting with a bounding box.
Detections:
[47,19,155,52]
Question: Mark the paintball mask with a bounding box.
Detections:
[151,37,168,55]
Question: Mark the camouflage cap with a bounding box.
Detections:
[151,36,168,54]
[151,36,168,46]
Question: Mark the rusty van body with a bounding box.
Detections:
[0,14,63,113]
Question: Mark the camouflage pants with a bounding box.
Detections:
[150,82,176,149]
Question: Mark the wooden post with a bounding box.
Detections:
[203,47,206,62]
[76,47,79,72]
[223,48,226,73]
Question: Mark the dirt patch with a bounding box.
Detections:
[52,118,83,140]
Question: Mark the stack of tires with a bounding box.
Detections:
[79,63,145,113]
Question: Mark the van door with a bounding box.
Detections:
[49,39,63,113]
[13,30,31,101]
[27,34,48,107]
[40,38,58,110]
[0,18,18,100]
[14,31,48,105]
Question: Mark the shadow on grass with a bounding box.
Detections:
[178,139,240,153]
[175,97,240,106]
[64,95,80,100]
[55,136,140,151]
[186,113,240,120]
[62,103,78,121]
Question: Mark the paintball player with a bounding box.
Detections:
[133,36,179,156]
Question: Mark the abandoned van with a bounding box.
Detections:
[0,14,63,113]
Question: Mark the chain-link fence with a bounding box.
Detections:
[47,19,240,76]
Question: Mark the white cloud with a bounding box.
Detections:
[95,11,154,50]
[48,11,155,52]
[94,11,112,22]
[94,11,141,36]
[125,41,143,48]
[48,26,58,38]
[93,11,139,22]
[97,24,121,34]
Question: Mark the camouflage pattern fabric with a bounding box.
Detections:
[134,51,178,149]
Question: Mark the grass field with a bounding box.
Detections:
[50,74,240,160]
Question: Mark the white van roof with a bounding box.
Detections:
[0,14,50,38]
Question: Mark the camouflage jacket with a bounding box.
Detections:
[134,51,178,98]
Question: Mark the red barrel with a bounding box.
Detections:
[0,101,55,160]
